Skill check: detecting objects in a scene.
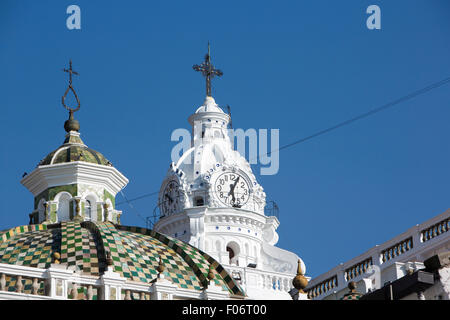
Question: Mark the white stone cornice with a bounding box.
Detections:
[21,161,129,197]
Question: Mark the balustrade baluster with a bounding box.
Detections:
[32,277,39,295]
[72,283,78,300]
[15,275,23,293]
[0,273,6,291]
[124,290,131,300]
[87,285,94,300]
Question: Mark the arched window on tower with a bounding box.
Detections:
[85,200,92,221]
[201,124,206,138]
[85,195,98,221]
[226,241,240,266]
[57,193,71,222]
[37,199,46,223]
[227,246,235,262]
[194,196,204,206]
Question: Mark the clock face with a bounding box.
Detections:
[161,180,180,215]
[213,172,250,208]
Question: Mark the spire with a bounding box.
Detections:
[193,42,223,97]
[62,60,81,132]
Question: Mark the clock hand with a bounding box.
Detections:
[233,176,240,186]
[228,177,240,202]
[228,177,240,192]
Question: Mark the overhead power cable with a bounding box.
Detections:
[269,76,450,157]
[117,76,450,207]
[118,190,148,223]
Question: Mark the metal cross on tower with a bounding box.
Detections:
[63,60,79,85]
[193,42,223,97]
[62,60,81,113]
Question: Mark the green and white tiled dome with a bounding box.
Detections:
[38,131,112,166]
[0,221,245,297]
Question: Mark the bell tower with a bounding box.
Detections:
[21,60,128,225]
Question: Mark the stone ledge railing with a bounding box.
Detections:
[67,275,102,300]
[345,257,373,281]
[120,280,153,300]
[226,265,295,293]
[0,264,48,297]
[380,237,413,263]
[306,209,450,300]
[421,217,449,243]
[307,275,338,299]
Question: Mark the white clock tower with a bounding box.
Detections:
[153,46,308,299]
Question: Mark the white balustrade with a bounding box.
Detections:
[306,209,450,300]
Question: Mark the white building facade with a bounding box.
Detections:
[306,209,450,300]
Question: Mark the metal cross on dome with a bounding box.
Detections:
[193,42,223,97]
[62,60,81,113]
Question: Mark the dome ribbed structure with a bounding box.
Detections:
[0,221,245,297]
[38,131,111,167]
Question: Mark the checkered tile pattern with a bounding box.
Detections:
[0,224,47,242]
[60,222,83,268]
[119,230,203,290]
[60,222,102,275]
[0,227,60,269]
[194,247,245,296]
[117,225,245,296]
[0,221,245,296]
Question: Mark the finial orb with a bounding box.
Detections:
[293,259,308,291]
[64,112,80,132]
[293,274,308,291]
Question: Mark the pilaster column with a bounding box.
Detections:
[100,268,127,300]
[186,208,206,250]
[150,274,178,300]
[202,280,229,300]
[45,264,74,299]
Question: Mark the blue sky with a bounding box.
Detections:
[0,1,449,278]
